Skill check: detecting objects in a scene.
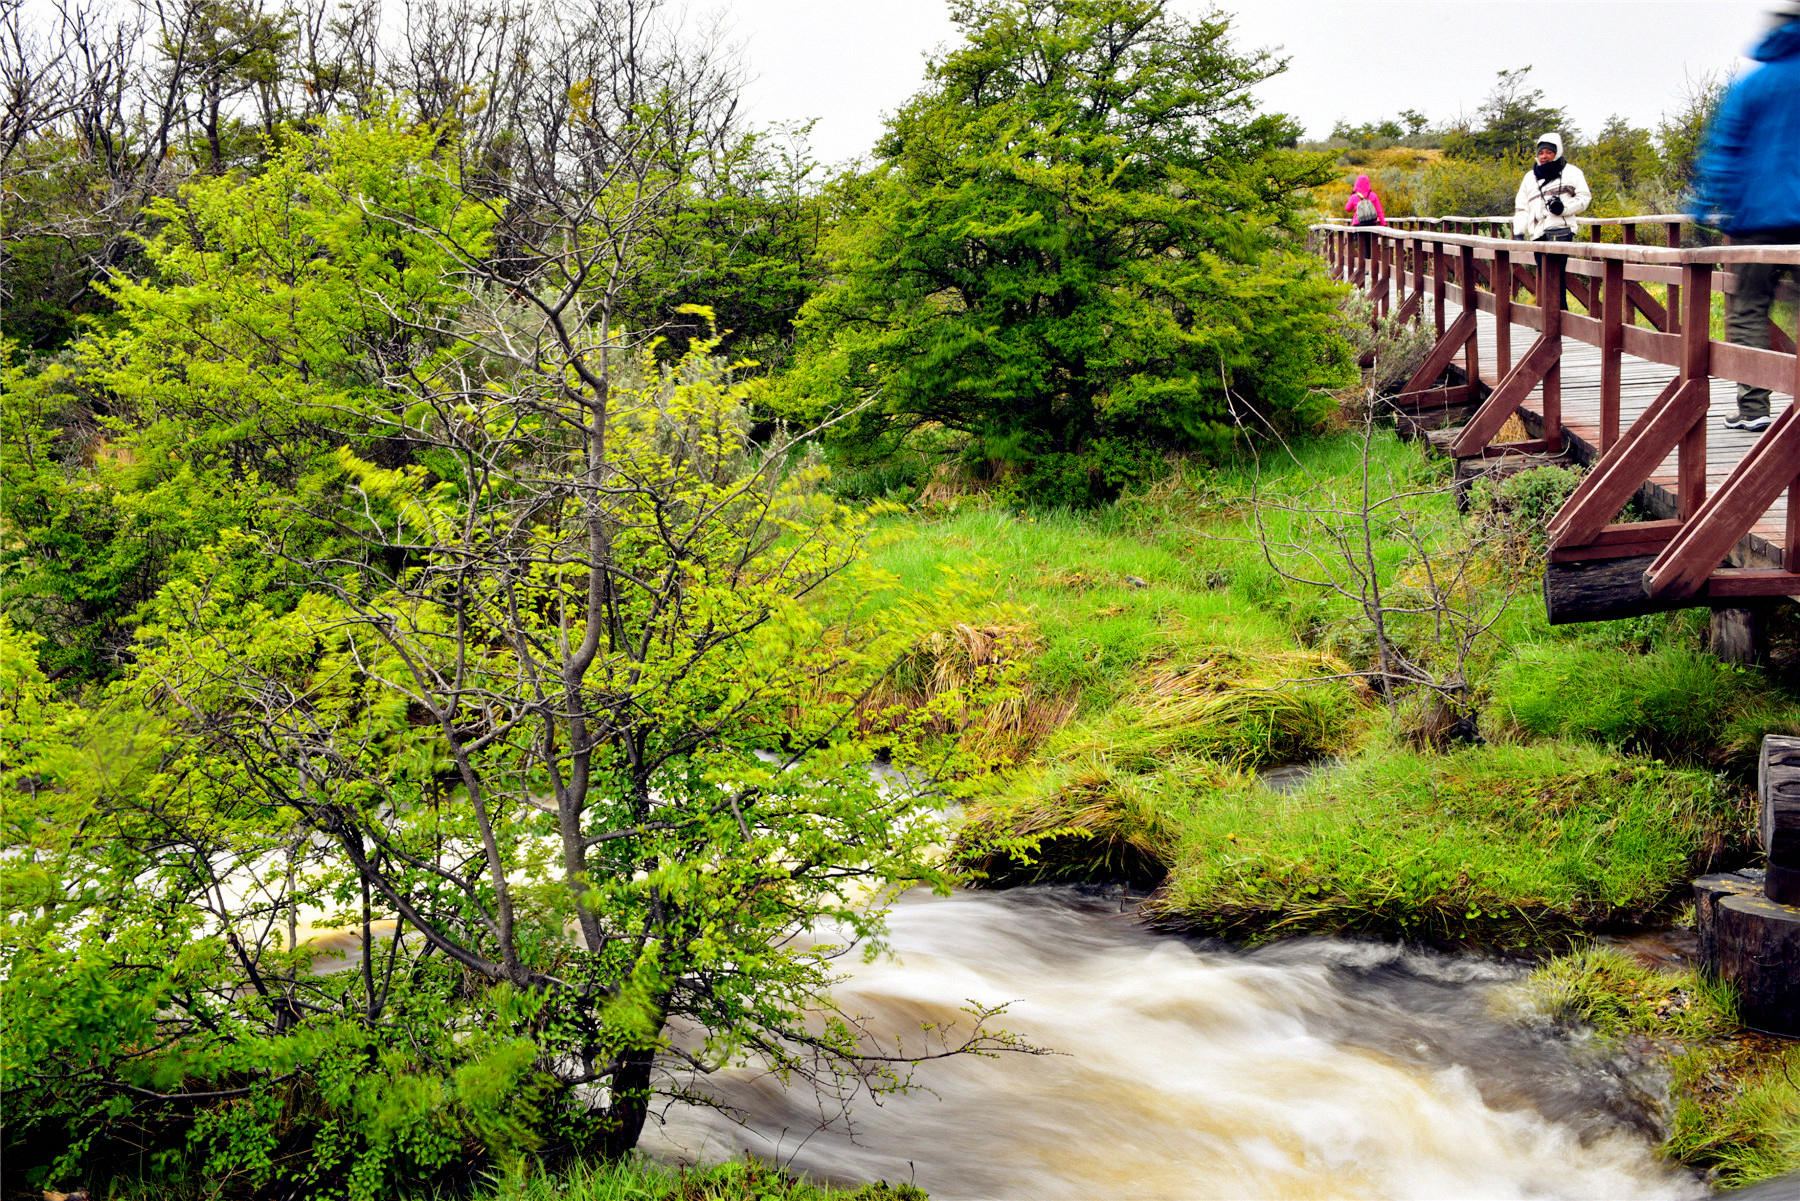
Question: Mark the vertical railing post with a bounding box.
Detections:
[1410,235,1425,322]
[1601,256,1625,450]
[1460,244,1480,388]
[1677,263,1713,519]
[1666,222,1683,335]
[1493,247,1512,378]
[1542,250,1564,452]
[1432,241,1446,336]
[1788,325,1800,570]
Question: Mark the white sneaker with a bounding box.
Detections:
[1725,413,1774,432]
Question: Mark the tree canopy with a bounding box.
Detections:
[778,0,1352,505]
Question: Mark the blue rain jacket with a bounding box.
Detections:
[1692,20,1800,235]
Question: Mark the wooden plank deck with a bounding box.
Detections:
[1442,298,1797,570]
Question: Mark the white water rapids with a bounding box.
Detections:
[641,885,1703,1201]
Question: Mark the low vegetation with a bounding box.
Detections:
[1524,948,1800,1188]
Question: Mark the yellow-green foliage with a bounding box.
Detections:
[1528,948,1800,1188]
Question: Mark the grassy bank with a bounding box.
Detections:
[890,431,1772,943]
[1525,948,1800,1188]
[880,423,1794,1183]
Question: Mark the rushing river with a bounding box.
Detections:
[641,885,1701,1201]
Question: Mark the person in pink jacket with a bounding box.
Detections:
[1345,174,1386,226]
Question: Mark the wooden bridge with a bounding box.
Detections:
[1314,216,1800,636]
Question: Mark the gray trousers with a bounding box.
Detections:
[1726,227,1800,417]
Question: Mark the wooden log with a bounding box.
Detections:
[1759,735,1800,868]
[1769,863,1800,907]
[1695,868,1765,967]
[1544,555,1691,625]
[1708,891,1800,1035]
[1710,607,1768,666]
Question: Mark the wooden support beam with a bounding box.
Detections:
[1625,280,1668,330]
[1432,242,1446,336]
[1545,555,1690,624]
[1545,377,1708,549]
[1541,253,1565,452]
[1697,570,1800,598]
[1546,518,1682,563]
[1600,258,1624,450]
[1460,245,1480,386]
[1450,334,1558,457]
[1389,382,1475,411]
[1678,263,1712,520]
[1646,405,1800,599]
[1711,607,1768,665]
[1399,309,1477,397]
[1493,248,1512,378]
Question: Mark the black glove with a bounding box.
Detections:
[1547,196,1565,215]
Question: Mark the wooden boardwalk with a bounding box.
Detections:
[1445,297,1797,569]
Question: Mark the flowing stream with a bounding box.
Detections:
[642,885,1702,1201]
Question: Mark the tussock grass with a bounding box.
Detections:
[1524,948,1800,1188]
[1039,648,1360,771]
[1145,739,1749,944]
[955,752,1244,888]
[1493,643,1800,772]
[868,619,1075,760]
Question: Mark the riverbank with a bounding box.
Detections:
[849,426,1799,1185]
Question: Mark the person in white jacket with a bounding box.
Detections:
[1512,132,1591,241]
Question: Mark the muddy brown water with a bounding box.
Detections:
[642,885,1704,1201]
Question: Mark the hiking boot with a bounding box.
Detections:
[1725,413,1774,432]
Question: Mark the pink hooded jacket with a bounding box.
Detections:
[1345,174,1386,225]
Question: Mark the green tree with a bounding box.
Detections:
[1658,72,1726,193]
[1,116,478,681]
[780,0,1352,506]
[1586,115,1661,199]
[3,107,1025,1198]
[1443,67,1572,162]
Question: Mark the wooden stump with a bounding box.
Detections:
[1710,891,1800,1035]
[1760,734,1800,873]
[1695,869,1766,967]
[1711,606,1769,665]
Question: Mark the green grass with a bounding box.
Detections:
[1492,642,1800,771]
[1526,947,1800,1188]
[1149,739,1745,944]
[892,429,1769,943]
[89,1156,922,1201]
[461,1157,924,1201]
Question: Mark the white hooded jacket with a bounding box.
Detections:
[1512,132,1592,240]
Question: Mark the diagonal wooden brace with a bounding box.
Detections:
[1645,405,1800,598]
[1450,334,1559,457]
[1398,309,1477,397]
[1359,288,1429,367]
[1545,376,1709,550]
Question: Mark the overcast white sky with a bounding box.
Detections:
[716,1,1775,165]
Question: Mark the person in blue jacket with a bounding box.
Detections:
[1691,0,1800,432]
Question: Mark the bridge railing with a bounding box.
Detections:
[1309,219,1800,610]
